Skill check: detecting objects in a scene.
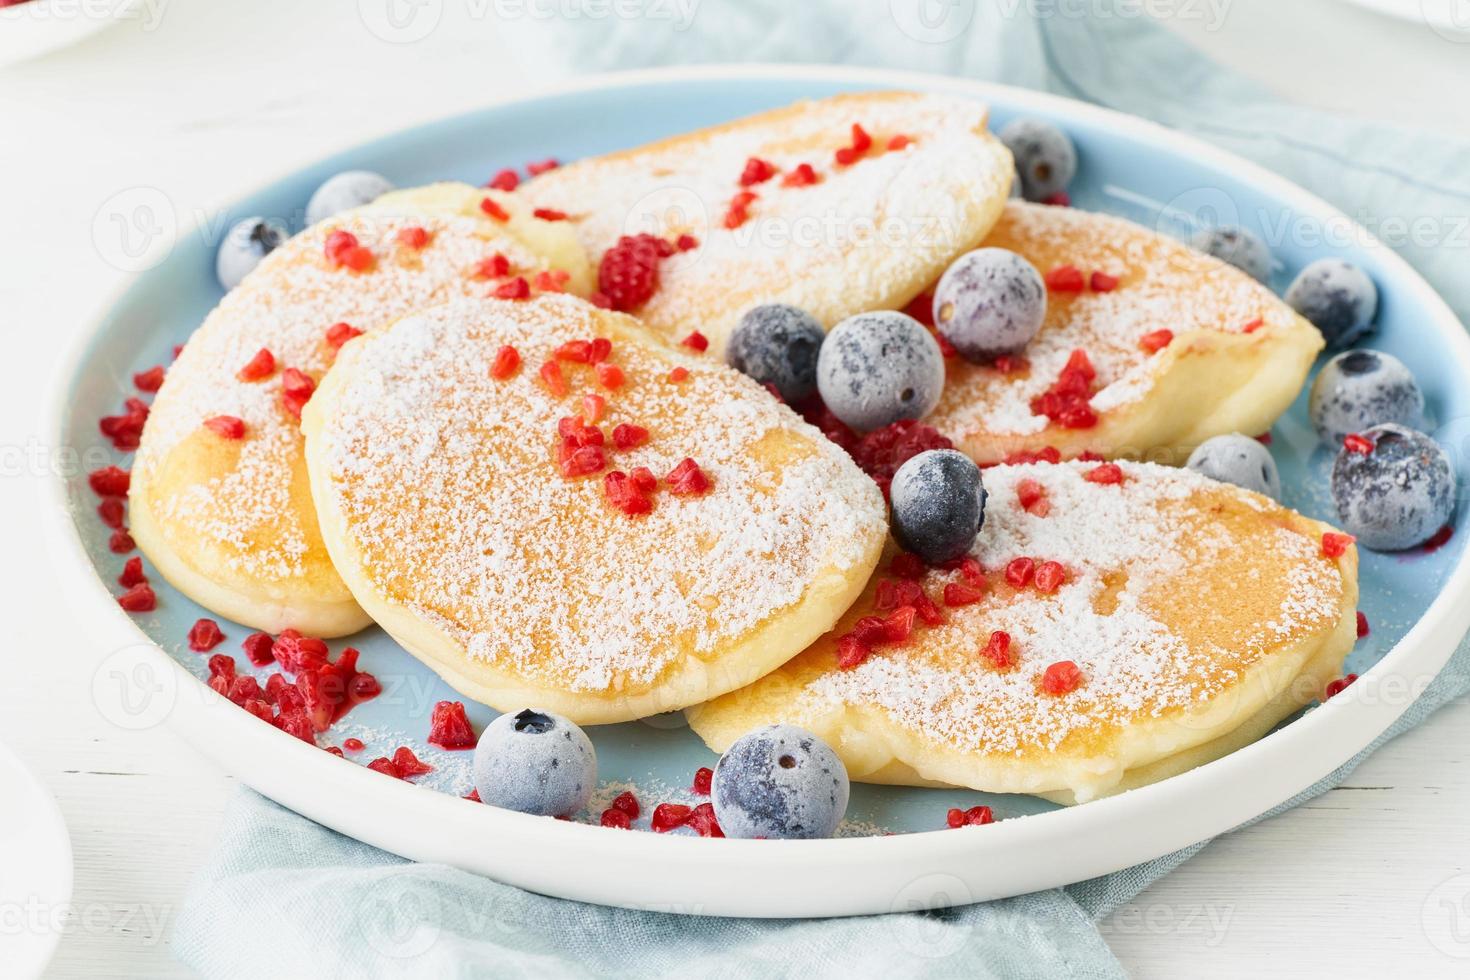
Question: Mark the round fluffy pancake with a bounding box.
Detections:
[301,295,889,725]
[130,183,592,638]
[520,91,1014,354]
[688,461,1358,803]
[926,202,1325,464]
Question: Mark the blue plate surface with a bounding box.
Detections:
[58,74,1468,836]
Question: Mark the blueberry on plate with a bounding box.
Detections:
[472,708,597,817]
[815,311,945,432]
[890,449,987,563]
[1185,433,1281,500]
[305,170,395,227]
[1331,424,1456,551]
[216,216,287,291]
[932,247,1046,363]
[998,118,1077,203]
[1190,226,1273,283]
[711,724,849,840]
[726,303,826,403]
[1285,258,1378,349]
[1309,349,1425,448]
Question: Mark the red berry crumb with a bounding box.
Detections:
[981,630,1014,669]
[526,158,560,176]
[1030,348,1098,429]
[651,803,693,833]
[1041,660,1083,695]
[133,365,166,392]
[601,808,632,829]
[676,234,699,251]
[686,802,724,838]
[850,420,954,499]
[611,790,640,818]
[1357,611,1370,638]
[1045,265,1086,292]
[534,269,571,293]
[98,398,149,451]
[1343,433,1375,455]
[539,360,569,397]
[1084,462,1124,485]
[480,197,510,222]
[1033,560,1066,594]
[323,230,373,271]
[1004,557,1035,588]
[834,122,873,166]
[1322,532,1356,558]
[667,366,690,383]
[397,225,430,249]
[241,632,274,667]
[237,348,276,382]
[493,276,532,300]
[1139,329,1174,354]
[943,582,985,607]
[280,368,316,419]
[560,444,607,478]
[596,363,625,390]
[98,497,125,529]
[488,169,519,191]
[427,700,476,749]
[604,470,654,516]
[118,556,147,587]
[89,465,131,497]
[665,457,711,496]
[188,618,225,652]
[1241,316,1264,333]
[739,157,778,186]
[1016,478,1050,517]
[490,345,521,380]
[681,331,709,353]
[108,530,135,554]
[611,423,649,450]
[203,415,246,440]
[342,737,365,753]
[1324,673,1359,700]
[692,767,713,794]
[117,583,156,612]
[947,805,994,828]
[1089,271,1119,293]
[781,162,821,187]
[533,208,569,222]
[597,234,668,311]
[325,321,363,350]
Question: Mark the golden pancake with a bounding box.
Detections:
[130,183,591,637]
[301,295,889,724]
[688,460,1358,803]
[926,202,1324,464]
[520,91,1013,354]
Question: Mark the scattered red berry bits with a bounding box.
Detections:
[1041,660,1083,695]
[611,791,640,819]
[692,767,714,794]
[555,339,595,363]
[561,445,607,478]
[581,393,606,425]
[97,497,126,529]
[1089,271,1119,293]
[1044,265,1086,293]
[1004,557,1035,588]
[851,419,955,500]
[324,229,374,271]
[396,225,431,249]
[489,345,521,380]
[596,363,625,390]
[681,331,709,353]
[493,276,532,300]
[666,457,711,496]
[834,122,873,166]
[118,557,147,588]
[526,158,560,176]
[598,233,669,311]
[1322,532,1356,558]
[1343,432,1375,455]
[203,415,246,440]
[650,803,693,833]
[1033,560,1066,594]
[781,162,821,187]
[1030,348,1098,429]
[394,746,435,777]
[1084,462,1124,485]
[533,208,569,222]
[980,630,1014,669]
[133,365,166,392]
[117,583,156,612]
[539,360,569,397]
[480,197,510,222]
[667,366,690,383]
[1357,611,1370,638]
[1016,478,1050,517]
[342,737,365,753]
[947,805,994,828]
[888,134,914,151]
[99,398,150,451]
[280,368,316,419]
[478,253,512,279]
[604,470,655,516]
[88,465,131,497]
[1324,673,1359,700]
[241,631,274,667]
[601,808,632,829]
[427,700,477,749]
[188,618,226,652]
[611,423,649,450]
[488,168,520,191]
[686,802,724,838]
[1139,329,1174,354]
[890,552,926,581]
[1241,316,1264,333]
[724,190,757,229]
[676,233,700,252]
[108,530,136,554]
[739,157,778,186]
[943,582,984,607]
[534,269,571,293]
[237,347,276,382]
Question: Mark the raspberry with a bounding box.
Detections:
[188,618,225,652]
[676,234,699,251]
[295,667,348,732]
[796,393,859,454]
[1016,478,1049,516]
[561,445,606,478]
[1324,673,1359,700]
[1030,349,1098,429]
[685,802,724,838]
[630,467,657,493]
[890,553,925,580]
[943,583,984,607]
[588,338,613,363]
[681,331,709,352]
[834,122,872,166]
[611,791,640,818]
[650,803,692,833]
[280,368,316,419]
[1423,525,1455,552]
[226,675,261,706]
[850,420,955,499]
[490,345,521,379]
[271,629,329,674]
[324,230,374,271]
[203,415,246,439]
[1343,433,1375,455]
[118,557,146,588]
[464,788,483,802]
[367,757,403,778]
[397,225,430,248]
[350,673,381,701]
[556,340,594,364]
[488,169,519,191]
[582,393,606,424]
[1241,316,1264,333]
[1045,265,1086,292]
[597,234,666,311]
[343,737,365,753]
[946,805,994,828]
[324,322,363,352]
[276,709,315,744]
[739,157,778,186]
[88,466,131,497]
[596,363,625,390]
[981,630,1013,669]
[1004,557,1035,588]
[1033,560,1066,593]
[875,578,923,612]
[133,365,165,392]
[241,632,274,667]
[611,423,648,450]
[992,354,1029,375]
[781,162,820,187]
[667,366,690,383]
[98,398,149,451]
[601,808,632,829]
[558,415,605,448]
[533,208,568,222]
[207,654,236,681]
[604,471,655,516]
[108,530,135,554]
[883,605,917,643]
[1045,191,1072,207]
[1322,532,1355,558]
[836,634,870,670]
[526,158,560,176]
[534,269,571,292]
[1041,660,1083,695]
[480,197,509,222]
[117,583,156,612]
[427,700,476,749]
[478,253,512,279]
[493,276,531,300]
[1139,329,1173,354]
[97,497,125,529]
[1004,447,1062,466]
[237,348,276,382]
[539,361,568,397]
[888,134,914,151]
[1089,271,1119,293]
[1357,611,1370,638]
[665,458,710,496]
[692,767,714,794]
[1084,463,1124,485]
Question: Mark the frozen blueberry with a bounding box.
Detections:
[998,118,1077,203]
[1285,259,1378,349]
[1185,434,1281,500]
[305,170,394,227]
[711,724,849,840]
[726,303,826,403]
[932,248,1046,363]
[1191,226,1273,283]
[816,311,945,432]
[216,216,286,291]
[1331,423,1456,551]
[472,708,596,817]
[890,449,987,563]
[1309,349,1425,448]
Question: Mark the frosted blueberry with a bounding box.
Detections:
[932,248,1046,363]
[890,449,987,564]
[1285,259,1378,349]
[726,303,826,403]
[711,724,849,840]
[472,709,597,817]
[305,170,394,226]
[998,118,1077,203]
[1331,424,1456,551]
[216,217,287,291]
[1190,226,1273,283]
[816,311,945,432]
[1309,349,1425,448]
[1185,434,1281,500]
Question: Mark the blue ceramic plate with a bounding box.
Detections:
[48,67,1470,916]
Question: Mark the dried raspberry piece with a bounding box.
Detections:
[685,802,724,838]
[98,398,149,451]
[1357,611,1370,638]
[558,415,605,448]
[781,162,820,187]
[597,234,666,311]
[351,672,381,701]
[108,530,135,554]
[118,556,146,588]
[555,340,594,364]
[539,360,569,397]
[1030,349,1098,429]
[480,197,510,222]
[981,630,1014,669]
[629,467,657,493]
[604,471,655,516]
[207,654,236,681]
[943,583,984,607]
[890,553,925,581]
[692,767,714,794]
[295,667,347,732]
[117,582,156,612]
[397,225,430,249]
[667,366,690,383]
[676,234,699,251]
[834,122,873,166]
[1016,478,1049,516]
[342,737,365,753]
[133,365,165,392]
[88,466,131,497]
[611,790,640,818]
[188,618,225,652]
[992,354,1030,375]
[271,629,329,674]
[596,363,625,390]
[534,269,571,293]
[324,745,345,757]
[1033,560,1066,594]
[1004,447,1063,466]
[681,331,709,353]
[1004,557,1035,588]
[1422,525,1455,552]
[1089,271,1119,293]
[533,208,569,222]
[850,420,955,499]
[241,632,274,667]
[723,193,755,229]
[273,708,315,744]
[946,805,994,828]
[237,348,276,382]
[561,445,607,478]
[280,368,316,419]
[490,345,520,379]
[957,556,986,586]
[1045,265,1086,292]
[1084,463,1124,485]
[1041,660,1083,695]
[611,423,649,450]
[1256,432,1273,445]
[666,457,710,496]
[582,393,606,424]
[888,134,914,151]
[883,605,917,643]
[1343,433,1375,455]
[836,633,870,670]
[324,230,374,271]
[478,253,512,279]
[203,415,246,440]
[1324,673,1359,700]
[97,497,125,529]
[488,169,519,191]
[493,276,531,300]
[739,157,778,186]
[651,803,692,833]
[526,158,560,176]
[427,700,477,749]
[601,808,632,829]
[366,757,402,778]
[1322,532,1356,558]
[241,699,274,723]
[226,675,261,706]
[1241,316,1264,333]
[1139,329,1173,354]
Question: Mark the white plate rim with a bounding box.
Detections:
[42,63,1470,918]
[0,740,74,978]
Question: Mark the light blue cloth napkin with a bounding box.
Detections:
[175,5,1470,977]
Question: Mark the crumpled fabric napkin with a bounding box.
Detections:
[175,4,1470,977]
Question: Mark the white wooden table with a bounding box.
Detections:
[4,1,1469,975]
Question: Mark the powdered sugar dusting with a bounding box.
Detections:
[318,295,887,694]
